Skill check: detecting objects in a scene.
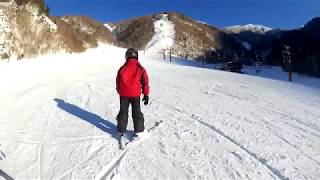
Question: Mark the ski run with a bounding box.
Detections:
[0,44,320,180]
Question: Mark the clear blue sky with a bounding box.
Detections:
[46,0,320,29]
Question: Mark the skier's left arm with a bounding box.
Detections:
[141,69,149,96]
[141,69,149,105]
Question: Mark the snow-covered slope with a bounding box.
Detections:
[226,24,272,33]
[0,45,320,180]
[1,1,67,59]
[242,41,251,50]
[145,14,175,54]
[104,23,115,33]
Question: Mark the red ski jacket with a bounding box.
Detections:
[116,58,149,97]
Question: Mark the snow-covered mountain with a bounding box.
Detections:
[302,17,320,40]
[113,14,155,50]
[111,13,319,76]
[0,0,66,59]
[224,24,274,51]
[224,24,282,61]
[268,17,320,75]
[52,16,116,52]
[168,13,247,60]
[225,24,272,34]
[0,0,116,60]
[0,45,319,179]
[113,12,247,61]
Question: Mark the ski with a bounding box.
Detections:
[147,120,163,132]
[0,144,5,160]
[118,120,163,150]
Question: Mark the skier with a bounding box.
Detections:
[116,48,149,149]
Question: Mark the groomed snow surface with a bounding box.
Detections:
[0,44,320,180]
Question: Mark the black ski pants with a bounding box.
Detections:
[117,96,145,134]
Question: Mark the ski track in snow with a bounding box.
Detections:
[0,45,320,179]
[152,98,286,179]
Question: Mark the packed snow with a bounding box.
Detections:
[0,44,320,180]
[145,14,175,54]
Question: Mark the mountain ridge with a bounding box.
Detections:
[225,24,272,34]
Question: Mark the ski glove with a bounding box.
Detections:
[142,96,149,105]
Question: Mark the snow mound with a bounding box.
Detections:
[145,14,175,54]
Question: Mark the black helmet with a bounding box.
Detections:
[125,48,138,60]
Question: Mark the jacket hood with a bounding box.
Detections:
[126,58,138,62]
[125,58,139,65]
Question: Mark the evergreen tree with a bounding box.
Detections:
[45,5,50,16]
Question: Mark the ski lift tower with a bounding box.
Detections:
[282,45,292,81]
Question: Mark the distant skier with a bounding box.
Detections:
[116,48,149,149]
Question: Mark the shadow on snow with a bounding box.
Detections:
[54,98,127,140]
[0,169,14,180]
